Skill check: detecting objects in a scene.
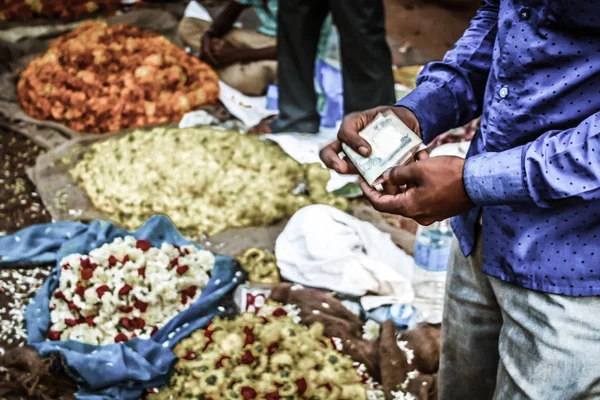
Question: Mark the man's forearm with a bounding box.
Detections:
[209,1,248,37]
[218,46,277,66]
[234,46,277,63]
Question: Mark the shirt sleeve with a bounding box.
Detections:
[396,0,499,144]
[464,112,600,208]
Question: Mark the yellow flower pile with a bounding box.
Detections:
[70,127,347,238]
[237,248,280,285]
[149,305,379,400]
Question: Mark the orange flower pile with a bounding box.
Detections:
[18,21,220,133]
[0,0,125,21]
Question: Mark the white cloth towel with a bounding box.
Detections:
[275,205,415,305]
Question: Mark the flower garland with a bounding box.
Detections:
[48,236,214,345]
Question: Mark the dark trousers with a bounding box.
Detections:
[270,0,395,133]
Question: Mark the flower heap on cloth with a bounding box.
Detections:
[48,236,214,345]
[70,127,348,238]
[0,215,242,400]
[0,0,129,21]
[17,21,219,133]
[148,305,384,400]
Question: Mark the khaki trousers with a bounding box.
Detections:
[178,17,277,96]
[440,232,600,399]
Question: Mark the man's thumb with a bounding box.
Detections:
[384,164,420,186]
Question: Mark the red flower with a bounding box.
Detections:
[108,255,118,267]
[181,286,197,299]
[50,304,56,311]
[131,317,145,330]
[240,350,255,365]
[265,392,281,400]
[48,330,61,341]
[67,302,80,311]
[53,290,66,300]
[122,254,130,264]
[183,350,197,361]
[90,262,99,271]
[296,378,308,395]
[202,328,215,351]
[80,257,91,269]
[244,326,255,345]
[130,333,137,339]
[75,285,87,298]
[96,285,110,299]
[118,284,132,296]
[119,305,133,313]
[150,326,159,336]
[272,308,287,318]
[137,267,146,278]
[136,240,152,251]
[215,355,230,368]
[64,318,78,327]
[114,333,128,343]
[134,300,148,312]
[241,387,257,399]
[267,342,279,356]
[80,268,93,280]
[120,317,132,330]
[85,315,96,327]
[62,264,70,270]
[180,294,188,305]
[169,257,179,268]
[176,265,189,276]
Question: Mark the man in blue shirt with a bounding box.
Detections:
[321,0,600,398]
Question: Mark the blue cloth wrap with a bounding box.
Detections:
[0,215,243,399]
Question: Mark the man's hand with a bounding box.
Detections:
[360,156,474,225]
[320,106,421,175]
[199,31,219,66]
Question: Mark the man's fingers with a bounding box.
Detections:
[383,164,421,187]
[320,141,349,174]
[415,148,430,161]
[360,180,408,215]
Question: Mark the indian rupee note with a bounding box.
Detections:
[342,111,422,186]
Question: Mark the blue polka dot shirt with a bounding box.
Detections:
[397,0,600,296]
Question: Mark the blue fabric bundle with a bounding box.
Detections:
[0,215,243,400]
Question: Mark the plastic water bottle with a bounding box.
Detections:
[412,219,453,324]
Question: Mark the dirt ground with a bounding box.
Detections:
[385,0,479,65]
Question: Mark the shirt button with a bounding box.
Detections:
[519,8,530,20]
[499,86,509,99]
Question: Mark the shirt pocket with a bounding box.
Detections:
[547,1,600,29]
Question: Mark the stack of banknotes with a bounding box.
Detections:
[342,110,423,187]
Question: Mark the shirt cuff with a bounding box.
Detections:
[395,81,458,144]
[463,147,531,206]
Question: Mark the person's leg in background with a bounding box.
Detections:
[328,0,395,113]
[438,232,503,399]
[269,0,329,133]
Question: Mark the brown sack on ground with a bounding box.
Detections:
[0,346,77,400]
[399,323,441,374]
[379,320,412,398]
[406,373,438,400]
